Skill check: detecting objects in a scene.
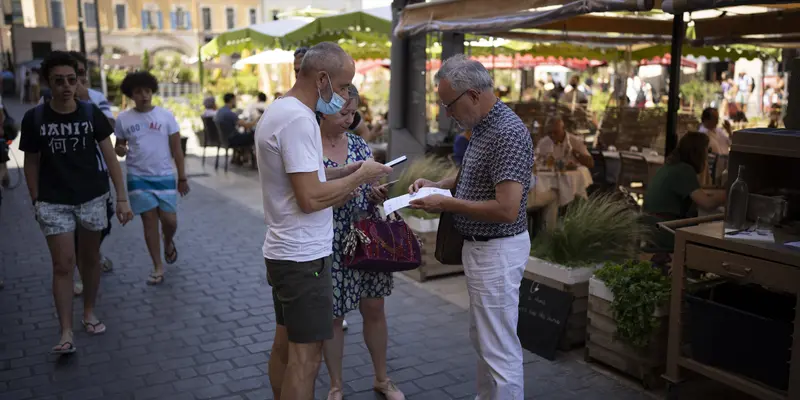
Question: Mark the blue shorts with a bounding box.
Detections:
[127,174,178,215]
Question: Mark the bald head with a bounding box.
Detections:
[298,42,356,105]
[299,42,353,78]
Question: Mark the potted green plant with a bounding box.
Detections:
[389,155,457,233]
[524,193,645,350]
[528,193,644,284]
[587,259,671,388]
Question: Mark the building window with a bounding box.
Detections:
[84,2,97,28]
[272,9,279,21]
[10,0,24,24]
[225,7,234,29]
[173,6,189,30]
[142,10,153,29]
[201,7,211,31]
[248,8,256,25]
[50,0,64,28]
[115,4,126,29]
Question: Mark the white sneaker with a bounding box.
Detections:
[342,319,349,331]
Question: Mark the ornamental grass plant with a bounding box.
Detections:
[530,193,646,268]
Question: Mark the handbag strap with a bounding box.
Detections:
[450,167,462,196]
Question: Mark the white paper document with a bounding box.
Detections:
[382,187,453,215]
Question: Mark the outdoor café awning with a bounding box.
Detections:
[281,7,392,48]
[232,49,295,69]
[200,18,312,59]
[394,0,656,37]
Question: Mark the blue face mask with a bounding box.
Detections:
[316,73,346,115]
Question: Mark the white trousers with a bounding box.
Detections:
[462,232,530,400]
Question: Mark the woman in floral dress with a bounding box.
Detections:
[319,85,404,400]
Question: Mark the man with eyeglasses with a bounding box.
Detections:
[39,51,117,296]
[408,55,533,399]
[20,51,133,354]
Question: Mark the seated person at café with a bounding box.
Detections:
[243,92,268,121]
[534,114,594,169]
[202,96,217,118]
[214,93,258,164]
[697,107,732,155]
[643,132,727,252]
[529,115,592,231]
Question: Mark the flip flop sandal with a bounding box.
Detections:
[82,320,107,335]
[51,341,77,355]
[164,241,178,265]
[101,255,113,272]
[147,273,165,286]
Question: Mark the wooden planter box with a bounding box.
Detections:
[400,215,464,282]
[586,277,668,389]
[524,257,601,350]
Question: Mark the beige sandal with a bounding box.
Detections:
[326,387,343,400]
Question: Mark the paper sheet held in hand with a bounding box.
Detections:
[383,187,453,215]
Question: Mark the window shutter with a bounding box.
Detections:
[156,10,163,30]
[170,11,176,29]
[185,12,191,29]
[141,10,147,29]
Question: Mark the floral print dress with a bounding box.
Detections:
[324,132,394,318]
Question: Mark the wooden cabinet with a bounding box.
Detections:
[664,221,800,400]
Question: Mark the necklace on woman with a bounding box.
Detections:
[326,134,346,148]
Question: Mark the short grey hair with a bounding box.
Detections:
[435,54,493,92]
[300,42,350,77]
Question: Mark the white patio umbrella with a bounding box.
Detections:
[233,49,296,69]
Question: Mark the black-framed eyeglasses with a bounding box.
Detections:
[441,90,469,111]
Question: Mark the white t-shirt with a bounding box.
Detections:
[698,124,731,155]
[115,106,180,176]
[256,96,333,262]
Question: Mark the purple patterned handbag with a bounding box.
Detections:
[343,210,422,272]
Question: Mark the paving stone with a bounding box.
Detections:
[0,142,653,400]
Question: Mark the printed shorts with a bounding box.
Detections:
[35,193,110,237]
[127,174,178,215]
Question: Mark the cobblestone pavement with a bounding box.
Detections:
[0,175,652,400]
[0,98,653,399]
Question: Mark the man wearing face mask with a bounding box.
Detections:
[256,42,392,400]
[294,47,376,142]
[408,55,534,399]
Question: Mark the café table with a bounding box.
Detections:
[533,166,593,207]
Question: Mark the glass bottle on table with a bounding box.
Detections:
[725,165,749,232]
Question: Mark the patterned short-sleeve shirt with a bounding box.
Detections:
[454,101,534,237]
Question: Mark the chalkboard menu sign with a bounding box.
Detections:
[516,278,574,360]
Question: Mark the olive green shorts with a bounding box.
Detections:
[265,256,333,343]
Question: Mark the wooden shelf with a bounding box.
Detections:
[677,357,786,400]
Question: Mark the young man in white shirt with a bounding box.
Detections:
[114,71,189,285]
[257,42,391,400]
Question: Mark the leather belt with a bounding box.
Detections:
[462,232,524,242]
